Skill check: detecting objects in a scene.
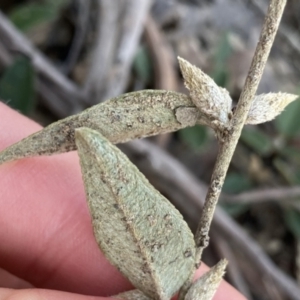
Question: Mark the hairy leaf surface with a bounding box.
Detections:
[0,90,200,165]
[116,289,152,300]
[178,57,232,126]
[75,128,196,300]
[246,93,298,125]
[185,259,227,300]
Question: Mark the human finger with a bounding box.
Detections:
[0,102,131,295]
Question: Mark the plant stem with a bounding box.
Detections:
[179,0,287,298]
[196,0,286,263]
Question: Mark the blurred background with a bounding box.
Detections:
[0,0,300,299]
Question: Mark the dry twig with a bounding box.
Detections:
[175,1,287,296]
[144,15,178,91]
[0,38,11,66]
[101,0,152,101]
[250,0,300,71]
[191,0,287,262]
[62,0,91,75]
[83,0,120,103]
[221,186,300,204]
[0,11,85,116]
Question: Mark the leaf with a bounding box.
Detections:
[179,125,208,151]
[178,57,232,126]
[0,56,35,115]
[185,259,228,300]
[275,94,300,138]
[241,127,273,156]
[116,290,152,300]
[75,127,195,300]
[245,93,298,125]
[0,90,201,165]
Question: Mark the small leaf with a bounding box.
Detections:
[0,56,35,115]
[178,57,232,125]
[245,93,298,125]
[116,290,152,300]
[0,90,200,165]
[185,259,228,300]
[75,128,195,300]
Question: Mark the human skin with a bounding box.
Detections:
[0,103,246,300]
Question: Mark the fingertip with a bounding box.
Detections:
[0,103,132,295]
[0,103,41,150]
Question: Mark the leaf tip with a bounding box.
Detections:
[75,127,106,158]
[246,92,299,125]
[185,259,228,300]
[75,127,90,148]
[177,57,232,126]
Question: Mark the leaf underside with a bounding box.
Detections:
[75,128,196,300]
[185,259,228,300]
[116,289,152,300]
[0,90,197,166]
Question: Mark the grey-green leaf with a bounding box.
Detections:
[178,57,232,126]
[116,289,152,300]
[0,90,201,166]
[185,259,227,300]
[245,93,298,125]
[75,128,196,300]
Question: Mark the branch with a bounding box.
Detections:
[0,38,12,66]
[180,0,287,298]
[144,15,178,91]
[214,208,300,300]
[100,0,152,101]
[195,0,287,262]
[0,11,85,116]
[250,0,300,71]
[61,0,91,75]
[221,186,300,204]
[83,0,120,103]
